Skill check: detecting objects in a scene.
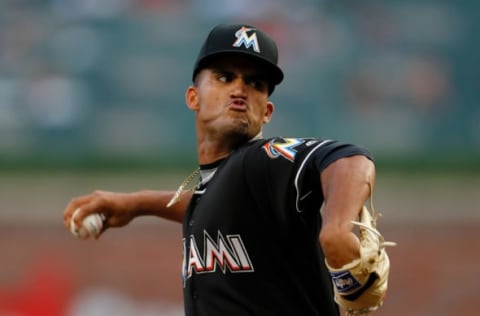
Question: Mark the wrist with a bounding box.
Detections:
[320,229,360,268]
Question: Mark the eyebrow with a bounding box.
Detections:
[211,68,269,80]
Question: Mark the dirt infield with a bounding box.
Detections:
[0,171,478,315]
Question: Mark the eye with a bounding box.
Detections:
[247,77,268,92]
[216,71,234,83]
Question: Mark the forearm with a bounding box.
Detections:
[64,189,192,233]
[319,155,375,268]
[131,190,192,223]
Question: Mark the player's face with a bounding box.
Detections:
[186,56,274,143]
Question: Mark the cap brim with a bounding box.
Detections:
[193,50,284,86]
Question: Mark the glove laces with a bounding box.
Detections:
[351,186,397,250]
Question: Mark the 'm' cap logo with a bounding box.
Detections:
[232,26,260,53]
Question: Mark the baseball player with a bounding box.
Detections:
[64,24,394,316]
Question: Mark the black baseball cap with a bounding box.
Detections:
[192,24,284,95]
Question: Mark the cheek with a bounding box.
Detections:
[255,99,270,117]
[250,107,266,126]
[199,85,224,106]
[197,94,224,119]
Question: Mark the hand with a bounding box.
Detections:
[63,190,137,238]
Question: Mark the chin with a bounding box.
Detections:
[225,128,252,147]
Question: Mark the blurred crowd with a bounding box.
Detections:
[0,0,477,162]
[0,2,478,315]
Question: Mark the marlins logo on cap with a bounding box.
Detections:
[192,24,284,94]
[232,26,260,53]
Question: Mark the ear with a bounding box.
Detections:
[185,86,199,111]
[263,101,275,124]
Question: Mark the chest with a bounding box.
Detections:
[184,164,256,236]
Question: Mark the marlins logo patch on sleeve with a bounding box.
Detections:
[262,138,305,162]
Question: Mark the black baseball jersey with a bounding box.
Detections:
[182,137,372,316]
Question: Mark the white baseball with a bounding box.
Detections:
[70,208,105,239]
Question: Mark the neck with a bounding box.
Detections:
[196,131,263,165]
[196,137,236,165]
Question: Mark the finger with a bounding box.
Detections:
[63,193,98,228]
[63,197,86,228]
[69,207,83,236]
[70,207,84,232]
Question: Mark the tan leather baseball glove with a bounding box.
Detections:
[326,205,396,315]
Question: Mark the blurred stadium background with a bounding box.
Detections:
[0,0,479,315]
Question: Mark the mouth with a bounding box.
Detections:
[228,99,248,112]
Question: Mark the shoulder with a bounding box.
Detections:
[233,137,316,174]
[246,137,327,161]
[237,137,372,168]
[309,140,373,171]
[253,137,370,159]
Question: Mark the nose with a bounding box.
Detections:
[230,77,248,97]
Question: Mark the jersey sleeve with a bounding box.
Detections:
[311,141,373,172]
[243,137,373,214]
[294,139,373,213]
